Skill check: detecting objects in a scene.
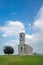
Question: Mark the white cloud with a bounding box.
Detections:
[5,40,19,47]
[0,21,25,37]
[0,21,25,54]
[25,6,43,53]
[33,6,43,37]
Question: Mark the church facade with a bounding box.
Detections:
[18,32,33,55]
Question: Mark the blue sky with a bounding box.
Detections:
[0,0,43,55]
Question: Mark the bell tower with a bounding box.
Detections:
[19,32,25,45]
[18,32,25,55]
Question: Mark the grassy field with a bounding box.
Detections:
[0,55,43,65]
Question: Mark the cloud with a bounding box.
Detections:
[0,21,25,54]
[33,6,43,37]
[25,6,43,53]
[5,40,19,47]
[0,21,25,37]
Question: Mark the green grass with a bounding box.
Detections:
[0,55,43,65]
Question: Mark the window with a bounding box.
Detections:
[21,35,22,38]
[21,47,23,51]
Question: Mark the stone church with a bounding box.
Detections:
[18,32,33,55]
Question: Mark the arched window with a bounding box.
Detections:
[21,47,23,51]
[21,35,22,38]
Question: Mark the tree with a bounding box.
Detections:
[3,46,14,55]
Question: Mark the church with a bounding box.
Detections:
[18,32,33,55]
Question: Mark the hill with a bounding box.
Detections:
[0,55,43,65]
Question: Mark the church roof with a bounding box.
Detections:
[24,44,33,49]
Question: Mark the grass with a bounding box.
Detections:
[0,55,43,65]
